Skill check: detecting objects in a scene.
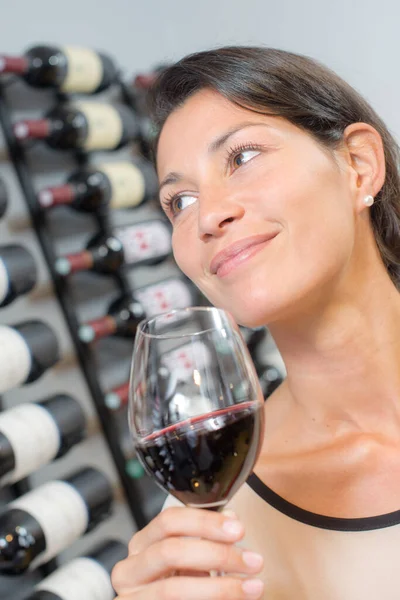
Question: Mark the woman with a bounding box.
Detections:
[112,46,400,599]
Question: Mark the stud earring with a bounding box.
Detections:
[364,195,374,207]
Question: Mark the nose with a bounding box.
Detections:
[198,187,245,240]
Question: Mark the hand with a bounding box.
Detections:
[112,506,264,599]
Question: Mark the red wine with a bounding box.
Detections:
[0,45,118,93]
[0,321,59,394]
[26,539,127,600]
[55,219,171,277]
[37,159,158,212]
[0,467,113,574]
[13,102,140,152]
[0,244,37,307]
[0,394,86,486]
[78,277,197,343]
[0,176,8,219]
[135,401,263,509]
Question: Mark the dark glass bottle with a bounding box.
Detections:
[0,320,59,394]
[133,64,168,90]
[257,363,284,399]
[13,102,141,152]
[0,244,37,307]
[0,176,8,219]
[25,539,127,600]
[79,277,197,343]
[54,218,171,277]
[0,45,118,93]
[0,467,113,575]
[37,158,157,212]
[104,381,129,411]
[0,394,87,485]
[79,294,145,343]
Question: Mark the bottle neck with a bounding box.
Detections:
[79,295,145,343]
[104,382,129,411]
[13,119,51,140]
[0,55,29,74]
[38,184,75,209]
[55,234,124,276]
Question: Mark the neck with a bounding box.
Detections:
[269,267,400,440]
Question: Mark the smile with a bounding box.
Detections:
[211,233,279,279]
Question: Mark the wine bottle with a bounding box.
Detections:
[160,339,212,382]
[0,176,8,219]
[26,539,127,600]
[257,363,284,398]
[104,381,129,411]
[37,158,157,212]
[240,326,269,356]
[0,320,59,394]
[79,277,197,343]
[0,394,86,486]
[125,457,145,480]
[133,64,168,90]
[0,45,118,94]
[13,102,141,152]
[0,244,38,307]
[55,219,171,277]
[0,466,113,574]
[104,337,213,411]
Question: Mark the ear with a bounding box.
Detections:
[341,123,386,210]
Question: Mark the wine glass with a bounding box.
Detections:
[128,306,265,513]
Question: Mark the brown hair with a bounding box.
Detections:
[148,46,400,289]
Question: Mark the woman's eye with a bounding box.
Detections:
[232,149,261,169]
[166,193,197,217]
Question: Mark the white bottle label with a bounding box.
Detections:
[0,325,32,394]
[0,257,9,304]
[135,279,193,317]
[0,403,60,485]
[161,340,212,382]
[99,162,146,209]
[76,102,123,151]
[115,221,171,265]
[11,480,89,569]
[35,556,115,600]
[60,47,103,94]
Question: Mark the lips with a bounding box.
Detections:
[210,232,279,276]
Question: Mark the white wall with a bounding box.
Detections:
[2,0,400,137]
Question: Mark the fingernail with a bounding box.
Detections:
[222,519,243,538]
[242,578,264,598]
[222,509,238,519]
[242,551,263,569]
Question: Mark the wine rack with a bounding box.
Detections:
[0,50,169,599]
[0,44,286,600]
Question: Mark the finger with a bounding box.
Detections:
[115,575,265,600]
[128,507,244,555]
[114,538,263,588]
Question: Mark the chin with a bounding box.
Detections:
[211,279,315,328]
[207,289,282,329]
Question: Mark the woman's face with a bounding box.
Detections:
[157,89,357,327]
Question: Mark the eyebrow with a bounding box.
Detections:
[158,121,272,194]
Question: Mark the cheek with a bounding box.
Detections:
[271,152,353,249]
[171,228,200,280]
